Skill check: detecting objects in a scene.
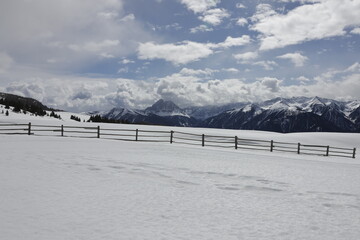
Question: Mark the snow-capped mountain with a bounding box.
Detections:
[144,99,189,117]
[103,100,197,127]
[202,104,262,129]
[184,102,249,120]
[99,96,360,132]
[202,97,360,132]
[103,107,146,123]
[349,106,360,130]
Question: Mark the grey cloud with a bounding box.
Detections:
[0,52,13,73]
[0,0,152,72]
[259,77,281,92]
[72,91,92,100]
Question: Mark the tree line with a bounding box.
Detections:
[0,98,47,116]
[88,115,131,124]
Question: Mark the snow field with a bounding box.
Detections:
[0,104,90,123]
[1,134,360,240]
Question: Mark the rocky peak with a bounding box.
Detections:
[145,99,186,117]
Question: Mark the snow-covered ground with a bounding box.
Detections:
[0,104,90,123]
[1,108,360,239]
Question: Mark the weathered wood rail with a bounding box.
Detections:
[0,122,356,159]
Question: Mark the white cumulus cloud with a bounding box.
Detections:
[296,76,310,82]
[236,18,248,26]
[253,61,278,71]
[138,36,251,65]
[277,52,308,67]
[120,59,135,64]
[218,36,251,48]
[190,25,214,33]
[180,0,221,13]
[180,0,229,26]
[350,28,360,35]
[251,0,360,50]
[120,13,135,22]
[199,8,230,26]
[233,51,259,63]
[222,68,239,73]
[179,68,217,76]
[137,41,214,65]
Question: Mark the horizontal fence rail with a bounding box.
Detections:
[0,122,356,159]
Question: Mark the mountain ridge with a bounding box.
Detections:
[101,96,360,133]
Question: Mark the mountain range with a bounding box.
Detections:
[2,91,360,133]
[102,97,360,133]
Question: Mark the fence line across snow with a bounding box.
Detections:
[0,122,356,159]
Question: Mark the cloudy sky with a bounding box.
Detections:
[0,0,359,112]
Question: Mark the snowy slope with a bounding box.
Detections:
[1,134,360,240]
[0,104,90,123]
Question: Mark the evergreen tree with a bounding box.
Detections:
[13,106,21,113]
[49,111,61,119]
[70,115,81,122]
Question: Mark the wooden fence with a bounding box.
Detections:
[0,122,356,159]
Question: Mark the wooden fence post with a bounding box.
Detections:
[97,126,100,138]
[270,140,274,152]
[326,146,330,156]
[202,134,205,147]
[170,131,173,144]
[353,148,357,159]
[297,143,301,154]
[28,122,31,135]
[135,129,138,141]
[235,136,238,149]
[61,125,64,137]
